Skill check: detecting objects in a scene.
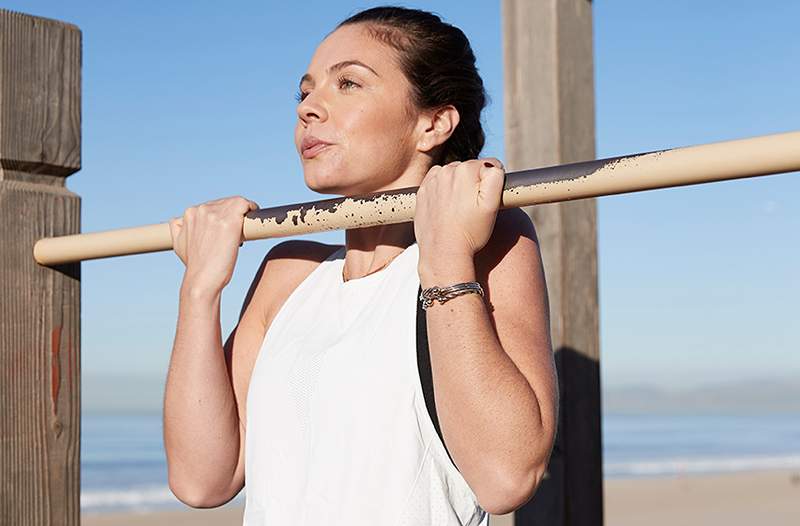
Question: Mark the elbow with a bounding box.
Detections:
[478,462,548,516]
[168,475,240,509]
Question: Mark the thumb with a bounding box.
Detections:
[477,163,505,212]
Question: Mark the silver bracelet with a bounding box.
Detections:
[419,281,484,310]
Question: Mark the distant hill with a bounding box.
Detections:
[603,376,800,414]
[82,373,166,414]
[82,373,800,415]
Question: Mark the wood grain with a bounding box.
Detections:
[502,1,602,524]
[0,8,82,525]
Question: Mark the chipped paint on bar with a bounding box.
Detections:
[33,131,800,265]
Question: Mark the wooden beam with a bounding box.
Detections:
[0,8,82,525]
[502,0,602,524]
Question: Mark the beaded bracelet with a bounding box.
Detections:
[419,282,484,310]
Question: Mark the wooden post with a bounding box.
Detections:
[0,9,82,525]
[501,1,602,525]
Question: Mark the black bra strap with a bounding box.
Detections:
[416,284,458,471]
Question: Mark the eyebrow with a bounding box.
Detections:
[298,60,380,89]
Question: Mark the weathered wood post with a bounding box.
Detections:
[0,9,82,525]
[502,1,602,524]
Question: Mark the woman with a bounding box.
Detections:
[163,6,557,525]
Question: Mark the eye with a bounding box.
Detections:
[295,90,309,103]
[338,76,360,91]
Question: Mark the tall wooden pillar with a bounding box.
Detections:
[0,9,82,525]
[501,1,602,525]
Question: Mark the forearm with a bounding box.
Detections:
[163,280,241,502]
[419,259,551,495]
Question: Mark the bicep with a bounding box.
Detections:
[479,211,558,425]
[219,240,333,493]
[219,250,275,493]
[221,312,267,493]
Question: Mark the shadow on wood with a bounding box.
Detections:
[515,346,603,525]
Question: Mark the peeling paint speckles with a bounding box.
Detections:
[505,156,624,190]
[505,148,672,192]
[50,325,62,416]
[245,186,418,231]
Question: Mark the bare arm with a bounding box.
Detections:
[162,196,264,508]
[413,160,558,515]
[163,226,337,508]
[418,209,557,515]
[163,285,241,506]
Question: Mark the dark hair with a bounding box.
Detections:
[337,6,487,164]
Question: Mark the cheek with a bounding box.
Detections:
[293,123,303,152]
[345,105,414,160]
[301,99,417,192]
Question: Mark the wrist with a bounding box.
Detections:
[180,277,223,304]
[418,254,476,289]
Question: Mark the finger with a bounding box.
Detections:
[167,218,187,265]
[454,159,482,183]
[477,163,505,211]
[481,157,504,170]
[228,196,257,214]
[167,218,181,243]
[441,161,461,177]
[424,164,442,179]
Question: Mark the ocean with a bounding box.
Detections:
[80,412,800,514]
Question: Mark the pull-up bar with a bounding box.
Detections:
[33,130,800,266]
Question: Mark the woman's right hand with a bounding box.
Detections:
[168,196,259,295]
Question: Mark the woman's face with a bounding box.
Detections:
[295,24,425,196]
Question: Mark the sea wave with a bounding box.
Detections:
[81,484,246,514]
[81,485,179,513]
[605,454,800,477]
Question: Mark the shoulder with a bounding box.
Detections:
[475,208,541,281]
[261,239,341,301]
[471,208,546,320]
[264,239,342,268]
[241,240,342,324]
[491,207,538,246]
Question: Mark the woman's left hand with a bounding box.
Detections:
[414,158,506,264]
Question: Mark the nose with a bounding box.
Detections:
[297,90,328,125]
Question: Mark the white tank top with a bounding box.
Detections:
[243,242,489,526]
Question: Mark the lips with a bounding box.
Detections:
[301,135,333,159]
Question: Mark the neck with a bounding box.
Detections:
[339,156,431,280]
[342,223,416,281]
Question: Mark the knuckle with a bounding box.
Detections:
[484,157,503,169]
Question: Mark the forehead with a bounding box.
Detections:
[305,24,400,78]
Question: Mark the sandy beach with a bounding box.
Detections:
[81,469,800,525]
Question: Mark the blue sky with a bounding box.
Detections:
[10,1,799,391]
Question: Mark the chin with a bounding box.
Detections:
[303,166,350,196]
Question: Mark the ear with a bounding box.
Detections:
[416,105,460,155]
